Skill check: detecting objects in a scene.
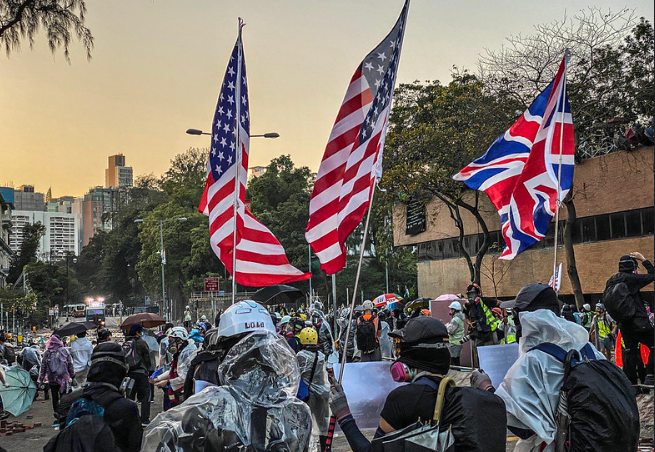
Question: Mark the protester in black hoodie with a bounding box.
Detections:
[49,342,142,452]
[605,252,654,385]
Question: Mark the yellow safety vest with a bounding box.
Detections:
[480,301,501,332]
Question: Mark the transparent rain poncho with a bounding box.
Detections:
[142,331,312,452]
[296,348,330,435]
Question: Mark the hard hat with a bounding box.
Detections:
[491,307,503,317]
[6,333,12,340]
[274,312,282,320]
[185,305,190,309]
[595,303,605,311]
[299,313,307,321]
[362,300,375,311]
[583,304,591,311]
[200,315,208,321]
[167,326,189,340]
[448,301,462,311]
[466,283,482,295]
[218,300,275,339]
[90,342,127,370]
[299,327,318,345]
[420,309,431,316]
[280,315,291,325]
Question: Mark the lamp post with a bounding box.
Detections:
[185,128,279,139]
[66,253,77,322]
[134,217,187,321]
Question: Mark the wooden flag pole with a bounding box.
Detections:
[552,50,570,293]
[231,18,245,305]
[337,185,376,383]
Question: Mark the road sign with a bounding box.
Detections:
[218,290,225,296]
[204,277,219,292]
[49,309,55,316]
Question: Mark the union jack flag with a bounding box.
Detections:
[305,1,409,274]
[199,29,310,286]
[454,56,574,259]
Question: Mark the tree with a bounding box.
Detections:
[383,71,521,285]
[478,9,653,307]
[7,222,45,283]
[0,0,93,61]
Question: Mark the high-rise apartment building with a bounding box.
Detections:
[0,189,13,286]
[81,186,117,245]
[10,210,79,262]
[105,154,133,189]
[13,185,45,211]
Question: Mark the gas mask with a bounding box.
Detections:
[168,339,181,354]
[390,361,432,383]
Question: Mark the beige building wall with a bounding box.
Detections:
[393,147,654,299]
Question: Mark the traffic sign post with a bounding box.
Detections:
[205,278,219,321]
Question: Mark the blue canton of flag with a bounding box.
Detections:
[209,44,249,181]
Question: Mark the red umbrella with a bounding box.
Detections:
[374,293,403,308]
[120,312,165,329]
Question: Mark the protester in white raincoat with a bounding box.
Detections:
[493,283,604,452]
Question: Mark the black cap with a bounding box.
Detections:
[504,283,562,314]
[128,323,144,336]
[388,316,448,344]
[619,255,637,273]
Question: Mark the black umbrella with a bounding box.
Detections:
[54,321,98,337]
[251,284,304,305]
[404,297,432,311]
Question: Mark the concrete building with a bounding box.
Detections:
[12,185,45,211]
[10,210,79,262]
[393,146,655,305]
[249,166,267,179]
[47,196,76,214]
[0,189,13,286]
[81,186,117,246]
[105,154,133,189]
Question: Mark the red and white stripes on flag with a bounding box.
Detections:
[305,1,409,275]
[199,32,310,287]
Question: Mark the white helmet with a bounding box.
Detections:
[583,303,591,311]
[448,301,462,311]
[362,300,375,311]
[218,300,275,338]
[280,315,291,325]
[185,305,190,310]
[167,326,189,340]
[200,315,208,321]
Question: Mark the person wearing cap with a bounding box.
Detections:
[579,303,592,331]
[445,300,465,365]
[592,303,616,362]
[491,283,606,452]
[329,315,506,452]
[605,251,654,386]
[49,342,142,452]
[183,305,192,329]
[124,323,152,426]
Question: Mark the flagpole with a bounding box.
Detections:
[551,50,570,293]
[338,186,376,383]
[232,18,245,305]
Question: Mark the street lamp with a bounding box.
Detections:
[134,217,188,321]
[66,253,77,322]
[185,128,279,138]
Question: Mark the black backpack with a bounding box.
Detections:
[602,282,636,324]
[356,316,377,354]
[44,391,123,452]
[122,339,142,370]
[531,342,639,452]
[3,344,16,364]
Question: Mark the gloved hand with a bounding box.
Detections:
[329,381,351,422]
[471,369,494,391]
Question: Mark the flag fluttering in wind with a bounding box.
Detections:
[549,263,563,292]
[305,1,410,275]
[199,29,310,286]
[453,56,574,259]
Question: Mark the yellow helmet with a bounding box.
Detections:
[299,327,318,345]
[6,333,12,340]
[299,313,307,321]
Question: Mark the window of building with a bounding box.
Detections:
[610,212,626,239]
[596,214,611,241]
[581,217,596,243]
[643,208,654,235]
[626,210,642,237]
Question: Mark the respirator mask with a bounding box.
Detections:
[390,361,432,383]
[168,338,181,354]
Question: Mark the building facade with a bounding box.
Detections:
[81,186,117,246]
[393,146,654,305]
[10,210,79,262]
[12,185,45,211]
[0,190,13,286]
[105,154,133,189]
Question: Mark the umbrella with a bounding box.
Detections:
[120,312,165,329]
[435,294,464,302]
[405,297,432,310]
[373,293,403,308]
[0,367,37,416]
[251,284,304,305]
[54,321,98,337]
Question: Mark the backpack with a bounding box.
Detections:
[356,316,377,354]
[603,281,639,325]
[122,339,142,370]
[3,343,16,363]
[44,392,122,452]
[46,348,70,382]
[531,342,639,452]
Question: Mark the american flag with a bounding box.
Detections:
[549,262,563,291]
[199,32,310,286]
[305,1,409,274]
[454,56,574,259]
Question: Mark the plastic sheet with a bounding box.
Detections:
[333,362,405,431]
[142,331,312,451]
[297,349,330,435]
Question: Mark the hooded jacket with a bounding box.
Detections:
[605,259,654,329]
[39,335,74,391]
[495,310,604,452]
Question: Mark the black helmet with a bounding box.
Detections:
[97,328,110,342]
[90,342,127,370]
